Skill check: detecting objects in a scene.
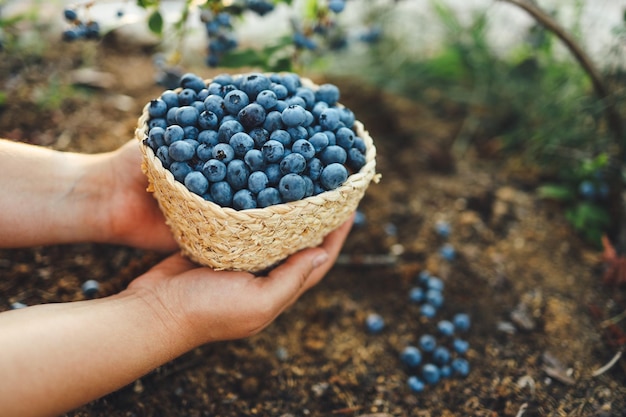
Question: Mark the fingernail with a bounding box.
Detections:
[312,252,329,268]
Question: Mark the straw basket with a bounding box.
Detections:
[135,77,380,273]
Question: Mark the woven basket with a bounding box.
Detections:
[135,77,380,272]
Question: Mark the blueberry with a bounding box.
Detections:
[422,363,441,385]
[365,313,384,334]
[324,130,336,146]
[169,161,193,183]
[202,159,227,182]
[452,339,470,355]
[156,145,172,167]
[256,89,278,110]
[240,73,271,100]
[286,95,307,109]
[400,346,422,367]
[271,83,289,100]
[10,301,28,309]
[81,279,100,297]
[328,0,346,14]
[419,334,437,352]
[287,126,308,141]
[353,136,367,154]
[183,127,199,141]
[281,104,307,127]
[320,163,348,190]
[169,140,196,161]
[435,220,451,238]
[248,171,269,194]
[347,148,366,171]
[160,90,180,108]
[303,175,314,197]
[233,189,257,210]
[148,127,166,149]
[238,103,266,129]
[223,89,250,115]
[427,276,444,291]
[319,108,341,131]
[244,149,265,172]
[180,72,206,93]
[262,140,285,163]
[265,163,282,186]
[279,173,306,202]
[309,132,330,153]
[148,99,168,118]
[263,110,284,132]
[226,159,250,191]
[198,111,219,130]
[339,107,355,128]
[184,171,209,195]
[198,130,219,146]
[315,83,340,105]
[432,346,451,365]
[204,94,226,119]
[335,126,355,149]
[291,139,316,160]
[420,303,437,319]
[280,153,307,174]
[64,8,78,21]
[451,358,470,377]
[354,210,367,227]
[166,107,179,124]
[319,145,347,165]
[218,120,245,143]
[439,243,456,261]
[148,118,167,130]
[229,132,255,157]
[164,125,185,144]
[280,73,301,95]
[579,180,596,199]
[196,143,214,161]
[178,88,198,105]
[62,28,81,42]
[307,158,323,181]
[212,143,236,163]
[453,313,471,332]
[249,127,270,148]
[407,376,425,393]
[425,289,444,308]
[437,320,455,337]
[211,181,233,207]
[257,187,282,207]
[418,270,431,284]
[270,129,292,147]
[409,287,424,304]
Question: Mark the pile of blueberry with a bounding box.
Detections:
[144,72,368,210]
[61,7,100,42]
[365,269,472,392]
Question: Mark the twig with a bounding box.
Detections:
[515,403,528,417]
[591,350,623,377]
[601,309,626,328]
[498,0,623,145]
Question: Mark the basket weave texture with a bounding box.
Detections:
[135,78,380,272]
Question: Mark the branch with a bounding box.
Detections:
[499,0,623,143]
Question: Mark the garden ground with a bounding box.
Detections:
[0,37,625,417]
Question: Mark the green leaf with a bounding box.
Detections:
[537,184,575,201]
[148,9,164,35]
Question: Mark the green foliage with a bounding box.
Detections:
[350,0,622,245]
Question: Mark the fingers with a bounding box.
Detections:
[261,213,356,310]
[143,253,198,279]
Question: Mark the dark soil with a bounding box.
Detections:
[1,36,625,417]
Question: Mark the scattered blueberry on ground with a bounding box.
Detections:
[144,72,368,210]
[368,264,473,392]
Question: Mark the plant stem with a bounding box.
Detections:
[498,0,623,145]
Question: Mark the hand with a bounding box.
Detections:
[126,214,355,346]
[96,140,178,252]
